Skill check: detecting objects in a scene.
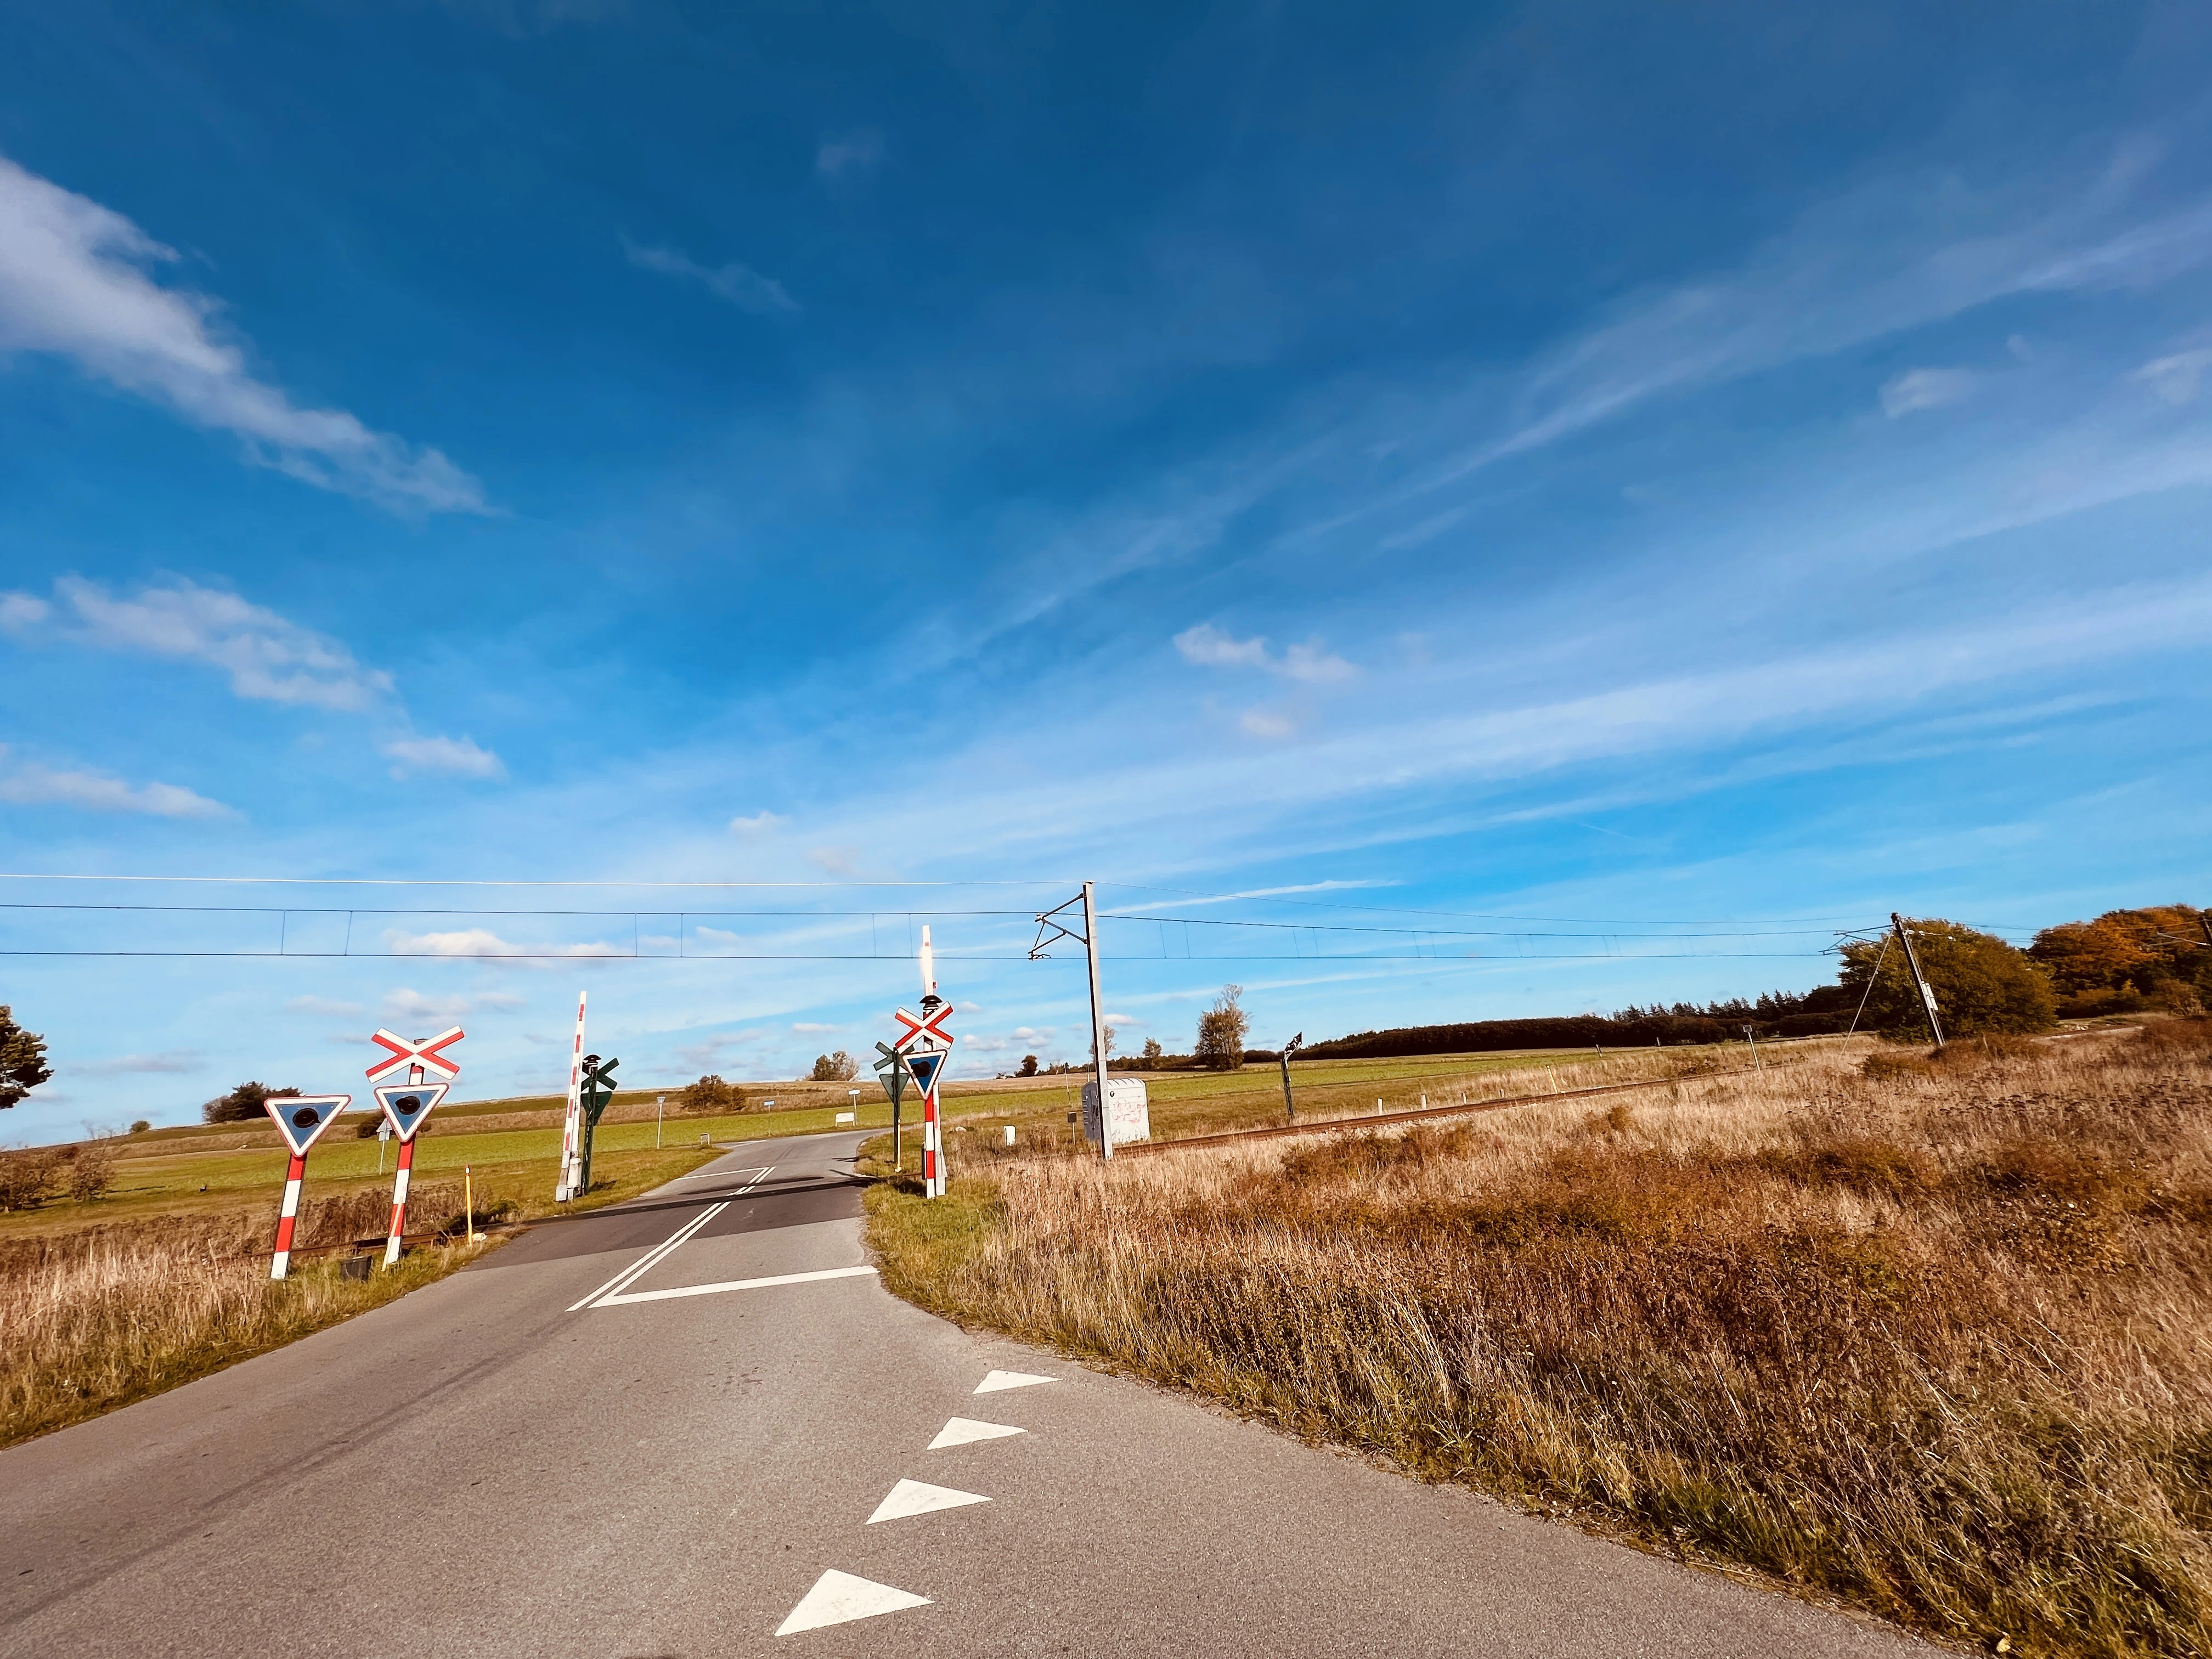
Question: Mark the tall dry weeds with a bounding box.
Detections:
[868,1025,2212,1657]
[0,1189,490,1448]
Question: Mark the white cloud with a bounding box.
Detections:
[380,987,526,1025]
[3,575,392,710]
[0,154,487,513]
[381,927,627,961]
[792,1022,840,1034]
[2133,346,2212,405]
[1175,624,1356,684]
[0,759,232,818]
[380,732,505,779]
[1880,366,1978,417]
[816,132,885,178]
[623,236,799,317]
[1239,709,1297,739]
[729,809,786,836]
[1279,641,1357,685]
[1404,163,2212,492]
[76,1050,201,1075]
[806,846,862,876]
[1173,623,1271,669]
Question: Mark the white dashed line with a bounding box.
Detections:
[866,1478,991,1523]
[776,1570,930,1635]
[927,1417,1026,1450]
[974,1369,1058,1394]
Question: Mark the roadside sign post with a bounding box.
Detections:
[575,1053,620,1198]
[262,1094,352,1280]
[377,1118,391,1173]
[556,994,588,1201]
[373,1079,453,1267]
[873,1042,909,1168]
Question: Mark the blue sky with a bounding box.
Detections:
[2,2,2209,1137]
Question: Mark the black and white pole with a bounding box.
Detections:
[1891,912,1945,1049]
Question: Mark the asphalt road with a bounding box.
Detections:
[1,1132,1931,1657]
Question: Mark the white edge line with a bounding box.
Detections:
[595,1264,878,1307]
[566,1201,727,1312]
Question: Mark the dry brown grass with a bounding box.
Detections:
[867,1023,2212,1657]
[0,1182,498,1449]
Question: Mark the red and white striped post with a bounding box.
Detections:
[382,1134,417,1267]
[892,930,957,1200]
[272,1149,309,1280]
[370,1073,452,1268]
[556,993,588,1201]
[262,1094,351,1280]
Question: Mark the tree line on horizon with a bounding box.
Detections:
[1120,902,2211,1068]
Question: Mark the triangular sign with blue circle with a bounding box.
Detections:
[263,1094,353,1158]
[904,1049,947,1096]
[374,1082,450,1143]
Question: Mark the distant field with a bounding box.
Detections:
[4,1040,1797,1240]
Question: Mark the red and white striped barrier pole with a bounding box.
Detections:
[271,1150,308,1280]
[382,1136,416,1268]
[556,992,587,1201]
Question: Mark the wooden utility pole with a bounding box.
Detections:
[1278,1033,1302,1121]
[1891,912,1945,1049]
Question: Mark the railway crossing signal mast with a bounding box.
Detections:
[1030,882,1113,1162]
[1891,913,1946,1050]
[890,928,956,1198]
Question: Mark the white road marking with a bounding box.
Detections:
[775,1570,930,1635]
[974,1369,1058,1394]
[594,1264,878,1306]
[565,1201,728,1312]
[865,1477,991,1524]
[927,1416,1025,1451]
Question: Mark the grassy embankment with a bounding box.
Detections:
[865,1028,2212,1658]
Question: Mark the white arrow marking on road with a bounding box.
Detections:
[927,1417,1026,1450]
[775,1570,930,1635]
[866,1477,991,1523]
[974,1369,1058,1394]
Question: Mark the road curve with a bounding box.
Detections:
[0,1131,1929,1657]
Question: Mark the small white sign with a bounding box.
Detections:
[1080,1077,1150,1147]
[835,1110,856,1123]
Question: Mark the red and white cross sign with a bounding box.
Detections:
[365,1025,465,1082]
[891,1002,953,1053]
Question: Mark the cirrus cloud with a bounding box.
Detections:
[0,153,487,514]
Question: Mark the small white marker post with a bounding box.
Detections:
[655,1092,665,1149]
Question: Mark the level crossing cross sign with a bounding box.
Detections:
[365,1025,465,1082]
[891,1002,953,1054]
[373,1082,449,1143]
[264,1093,353,1158]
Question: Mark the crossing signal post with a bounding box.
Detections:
[373,1079,452,1266]
[873,1042,910,1169]
[891,928,957,1199]
[575,1053,620,1197]
[365,1026,466,1268]
[262,1094,352,1280]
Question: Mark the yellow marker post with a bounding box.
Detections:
[464,1165,477,1244]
